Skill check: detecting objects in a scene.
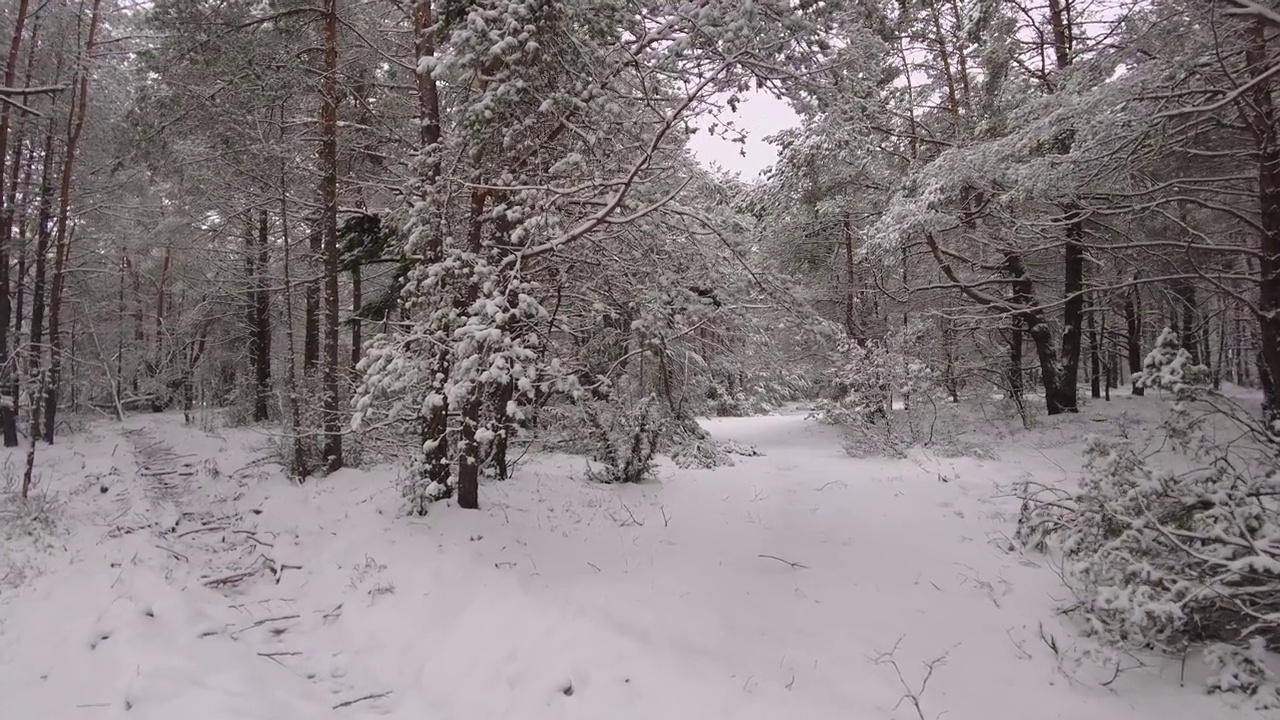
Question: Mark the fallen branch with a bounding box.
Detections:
[618,499,644,527]
[332,691,392,709]
[203,555,276,587]
[870,637,954,720]
[178,525,228,538]
[228,614,300,639]
[153,544,188,562]
[233,529,275,547]
[758,554,808,569]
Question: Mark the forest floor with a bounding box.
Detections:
[0,391,1273,719]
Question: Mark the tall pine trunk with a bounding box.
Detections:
[318,0,343,471]
[0,0,31,447]
[28,119,58,435]
[1125,284,1144,396]
[412,0,452,496]
[1245,19,1280,420]
[45,0,103,442]
[252,210,272,421]
[455,188,488,510]
[1088,294,1100,399]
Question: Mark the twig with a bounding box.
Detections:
[586,561,601,573]
[177,525,227,538]
[257,650,301,667]
[870,637,954,720]
[332,691,391,709]
[660,505,670,527]
[1037,622,1060,658]
[1100,659,1123,688]
[229,614,300,638]
[153,544,188,562]
[232,530,274,547]
[204,567,261,587]
[273,563,303,584]
[758,554,808,569]
[320,603,344,622]
[1005,629,1033,661]
[618,499,644,527]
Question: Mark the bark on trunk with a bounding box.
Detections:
[45,0,103,442]
[454,188,488,510]
[1008,318,1023,399]
[0,0,31,447]
[1006,252,1070,415]
[1246,19,1280,421]
[27,122,57,434]
[1054,222,1084,413]
[319,0,343,470]
[843,213,861,343]
[413,0,452,495]
[1088,296,1100,399]
[251,211,272,421]
[350,261,361,372]
[303,226,320,374]
[1125,284,1144,396]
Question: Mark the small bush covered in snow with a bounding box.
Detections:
[1133,327,1210,395]
[1018,390,1280,703]
[582,395,662,484]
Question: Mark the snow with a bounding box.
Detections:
[1,396,1271,719]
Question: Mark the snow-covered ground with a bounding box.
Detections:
[0,395,1270,719]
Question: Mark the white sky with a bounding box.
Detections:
[687,92,799,181]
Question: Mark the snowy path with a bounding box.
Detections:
[0,408,1264,719]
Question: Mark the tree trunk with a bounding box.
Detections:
[412,0,452,495]
[45,0,103,442]
[1006,252,1069,415]
[0,0,31,447]
[350,260,361,373]
[1245,18,1280,421]
[281,157,308,479]
[1125,284,1144,396]
[303,226,320,374]
[490,378,513,481]
[116,254,126,413]
[252,210,272,421]
[28,122,57,435]
[455,188,488,510]
[456,392,482,509]
[1008,319,1023,399]
[1055,224,1085,413]
[1088,299,1100,399]
[942,317,958,401]
[1179,283,1197,363]
[12,172,27,409]
[319,0,343,471]
[843,213,861,343]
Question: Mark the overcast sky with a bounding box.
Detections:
[687,92,799,181]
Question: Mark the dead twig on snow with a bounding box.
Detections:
[228,614,300,638]
[758,554,808,569]
[869,636,954,720]
[332,691,392,709]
